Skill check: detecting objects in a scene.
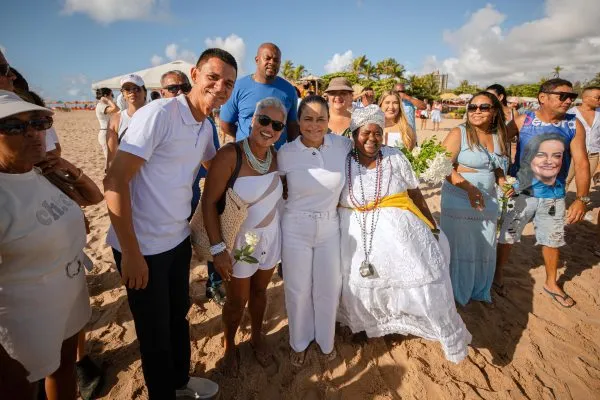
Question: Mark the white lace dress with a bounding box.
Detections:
[338,146,471,363]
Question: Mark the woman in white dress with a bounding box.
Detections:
[337,105,471,363]
[203,97,284,375]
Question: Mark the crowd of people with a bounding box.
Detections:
[1,41,599,400]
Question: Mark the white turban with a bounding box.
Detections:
[349,104,385,133]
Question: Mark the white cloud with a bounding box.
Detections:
[163,43,196,64]
[433,0,600,86]
[204,34,246,76]
[151,54,164,66]
[324,50,353,74]
[61,0,171,24]
[68,88,80,96]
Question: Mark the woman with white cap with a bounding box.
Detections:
[337,105,471,363]
[0,90,103,399]
[106,74,147,169]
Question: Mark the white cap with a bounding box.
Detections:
[0,90,53,120]
[120,74,145,88]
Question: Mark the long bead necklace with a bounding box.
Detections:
[243,138,272,174]
[347,149,383,277]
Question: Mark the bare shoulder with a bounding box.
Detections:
[109,112,121,129]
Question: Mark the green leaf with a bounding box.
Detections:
[234,249,242,258]
[244,256,259,264]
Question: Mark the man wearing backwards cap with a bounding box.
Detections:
[105,74,147,168]
[104,48,237,399]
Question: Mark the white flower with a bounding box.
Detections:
[394,140,404,149]
[505,176,516,185]
[245,231,259,247]
[420,153,453,184]
[411,146,422,157]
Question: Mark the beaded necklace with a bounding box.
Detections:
[242,138,272,174]
[346,149,383,277]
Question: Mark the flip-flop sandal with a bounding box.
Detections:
[250,342,274,368]
[543,287,576,308]
[290,349,307,367]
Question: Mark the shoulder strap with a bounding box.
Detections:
[117,127,127,144]
[458,124,468,149]
[226,142,242,189]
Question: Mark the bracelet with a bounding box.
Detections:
[209,242,227,256]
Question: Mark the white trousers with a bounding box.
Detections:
[98,129,108,159]
[281,210,342,354]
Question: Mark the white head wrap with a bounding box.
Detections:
[349,104,385,133]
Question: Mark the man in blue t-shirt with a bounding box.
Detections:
[497,78,590,308]
[220,43,299,149]
[394,83,426,132]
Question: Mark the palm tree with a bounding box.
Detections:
[375,58,405,80]
[292,65,307,81]
[362,61,378,80]
[281,60,294,81]
[351,55,368,77]
[553,65,563,78]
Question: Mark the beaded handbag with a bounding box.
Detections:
[190,143,248,261]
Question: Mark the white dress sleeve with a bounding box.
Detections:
[384,146,419,190]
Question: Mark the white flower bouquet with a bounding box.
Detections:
[497,176,516,233]
[233,231,260,265]
[395,137,453,185]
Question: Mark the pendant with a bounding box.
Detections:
[360,260,375,277]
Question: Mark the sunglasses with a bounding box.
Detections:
[0,117,53,136]
[257,114,285,131]
[543,91,578,102]
[121,86,141,93]
[467,103,494,112]
[164,83,192,94]
[0,63,10,77]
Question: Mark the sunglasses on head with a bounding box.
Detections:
[164,83,191,94]
[0,63,10,77]
[467,103,494,112]
[543,91,578,102]
[257,114,285,131]
[0,117,53,136]
[121,86,141,93]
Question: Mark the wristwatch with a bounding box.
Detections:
[576,196,591,206]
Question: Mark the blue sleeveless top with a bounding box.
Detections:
[510,111,576,198]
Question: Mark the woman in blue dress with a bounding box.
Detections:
[440,92,510,305]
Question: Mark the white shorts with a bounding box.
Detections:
[0,257,91,382]
[231,221,281,279]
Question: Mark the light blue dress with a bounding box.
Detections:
[440,125,505,305]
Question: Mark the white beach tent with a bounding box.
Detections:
[91,60,195,90]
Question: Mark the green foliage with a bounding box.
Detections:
[406,74,440,101]
[281,60,294,81]
[506,83,540,98]
[588,72,600,87]
[233,244,258,264]
[397,137,449,175]
[453,80,480,95]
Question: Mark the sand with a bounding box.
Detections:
[54,111,600,400]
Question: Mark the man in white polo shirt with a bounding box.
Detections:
[104,48,237,400]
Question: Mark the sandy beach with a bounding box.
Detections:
[56,111,600,400]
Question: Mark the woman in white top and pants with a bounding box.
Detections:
[278,95,352,366]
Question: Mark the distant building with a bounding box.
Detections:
[432,70,448,93]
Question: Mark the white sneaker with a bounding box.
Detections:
[175,377,219,399]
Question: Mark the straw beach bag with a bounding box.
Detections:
[190,143,247,261]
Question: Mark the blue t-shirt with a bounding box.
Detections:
[510,111,577,199]
[402,100,416,132]
[219,75,298,149]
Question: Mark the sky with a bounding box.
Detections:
[1,0,599,101]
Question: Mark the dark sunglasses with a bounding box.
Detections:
[0,63,10,77]
[257,114,285,131]
[467,103,494,112]
[121,86,141,93]
[164,83,192,94]
[0,117,53,136]
[543,91,578,102]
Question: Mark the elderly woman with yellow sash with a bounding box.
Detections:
[337,105,471,363]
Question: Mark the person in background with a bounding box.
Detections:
[220,42,299,149]
[419,100,430,131]
[159,70,192,99]
[394,83,426,132]
[431,101,443,131]
[104,48,237,399]
[486,84,519,143]
[324,77,353,136]
[105,74,146,169]
[94,88,119,160]
[0,49,16,91]
[0,90,103,400]
[150,91,161,101]
[352,86,375,109]
[378,90,416,150]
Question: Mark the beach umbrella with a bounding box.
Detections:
[458,93,473,101]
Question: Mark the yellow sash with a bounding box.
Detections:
[341,192,434,229]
